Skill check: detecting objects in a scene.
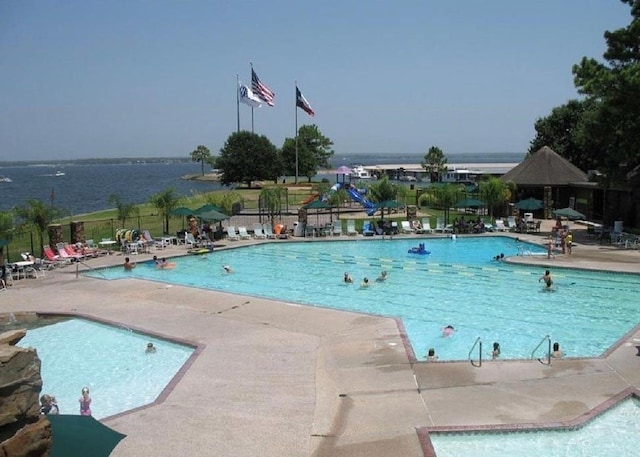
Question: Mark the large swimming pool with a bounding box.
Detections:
[87,236,640,361]
[17,318,195,419]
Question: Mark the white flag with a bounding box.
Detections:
[238,81,262,108]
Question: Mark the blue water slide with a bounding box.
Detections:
[345,187,377,216]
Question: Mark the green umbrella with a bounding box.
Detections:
[514,198,544,211]
[194,204,225,215]
[375,200,403,220]
[48,415,126,457]
[197,209,230,222]
[553,207,585,220]
[453,198,486,208]
[169,207,194,216]
[303,200,333,227]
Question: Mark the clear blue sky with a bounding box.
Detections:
[0,0,631,161]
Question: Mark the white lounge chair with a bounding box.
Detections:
[421,218,433,233]
[346,220,358,236]
[332,220,343,236]
[253,223,267,239]
[435,217,452,233]
[226,226,240,241]
[494,220,508,232]
[362,220,375,236]
[237,226,251,240]
[400,221,415,234]
[262,223,277,239]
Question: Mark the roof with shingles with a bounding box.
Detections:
[500,146,588,186]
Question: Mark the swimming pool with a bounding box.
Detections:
[17,318,195,419]
[87,236,640,361]
[427,397,640,457]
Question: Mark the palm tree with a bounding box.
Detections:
[259,187,286,225]
[109,194,140,228]
[149,188,183,235]
[14,199,61,256]
[478,177,516,219]
[190,145,212,176]
[421,146,449,182]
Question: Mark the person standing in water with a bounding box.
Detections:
[79,387,92,416]
[539,270,553,289]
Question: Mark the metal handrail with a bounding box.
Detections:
[531,335,552,365]
[75,260,107,279]
[468,337,483,367]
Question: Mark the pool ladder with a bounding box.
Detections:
[531,334,552,365]
[468,337,483,367]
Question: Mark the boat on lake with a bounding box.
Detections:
[0,176,12,183]
[350,165,373,180]
[54,171,65,177]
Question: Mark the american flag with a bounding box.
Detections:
[251,68,275,106]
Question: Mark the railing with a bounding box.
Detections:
[75,260,107,279]
[468,337,483,367]
[531,335,552,365]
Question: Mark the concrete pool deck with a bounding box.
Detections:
[1,220,639,457]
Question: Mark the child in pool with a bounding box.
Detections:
[79,387,92,416]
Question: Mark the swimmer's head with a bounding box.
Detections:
[81,387,90,395]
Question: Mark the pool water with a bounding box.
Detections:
[87,237,640,361]
[429,397,640,457]
[18,319,195,419]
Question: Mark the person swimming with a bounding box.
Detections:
[442,325,455,337]
[343,272,353,283]
[375,271,388,282]
[222,265,233,273]
[361,277,370,287]
[539,269,553,288]
[492,342,501,359]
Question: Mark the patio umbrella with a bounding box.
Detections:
[48,415,126,457]
[375,200,403,220]
[514,198,544,211]
[453,198,486,208]
[553,207,586,220]
[197,209,230,222]
[193,204,225,215]
[169,207,194,216]
[335,165,352,183]
[303,200,333,226]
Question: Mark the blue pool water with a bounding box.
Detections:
[18,319,195,419]
[429,398,640,457]
[87,236,640,361]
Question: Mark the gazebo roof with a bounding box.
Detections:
[500,146,588,186]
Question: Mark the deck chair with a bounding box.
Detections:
[435,217,448,233]
[226,226,240,241]
[332,220,343,236]
[44,246,72,266]
[262,223,277,239]
[252,223,267,239]
[362,221,375,236]
[421,218,433,233]
[184,233,202,248]
[494,220,508,232]
[237,226,251,240]
[400,221,415,234]
[56,244,83,262]
[346,220,358,236]
[507,216,517,231]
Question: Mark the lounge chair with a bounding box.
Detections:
[332,220,343,236]
[507,216,518,231]
[362,221,375,236]
[226,226,240,241]
[420,218,433,233]
[43,246,71,266]
[252,223,267,239]
[400,221,415,234]
[346,220,358,236]
[435,217,452,233]
[262,223,277,239]
[184,233,200,248]
[57,244,84,262]
[494,220,508,232]
[237,226,251,240]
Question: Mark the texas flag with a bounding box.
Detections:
[296,86,314,116]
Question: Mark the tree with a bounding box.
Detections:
[14,199,61,256]
[478,177,515,219]
[109,194,139,228]
[190,145,212,176]
[419,184,465,224]
[572,0,640,178]
[0,211,14,242]
[421,146,448,183]
[281,124,334,183]
[217,131,281,188]
[149,188,183,235]
[259,187,286,225]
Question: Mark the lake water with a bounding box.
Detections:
[0,152,524,215]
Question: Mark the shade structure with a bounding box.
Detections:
[335,165,353,174]
[303,200,333,227]
[48,415,126,457]
[453,198,486,208]
[514,198,544,211]
[169,207,194,216]
[197,209,230,222]
[553,207,585,220]
[193,204,225,215]
[375,200,403,219]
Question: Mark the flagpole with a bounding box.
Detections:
[236,74,240,133]
[250,62,254,133]
[295,81,299,184]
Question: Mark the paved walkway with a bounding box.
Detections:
[1,220,639,457]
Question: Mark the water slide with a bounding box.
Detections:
[331,183,376,215]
